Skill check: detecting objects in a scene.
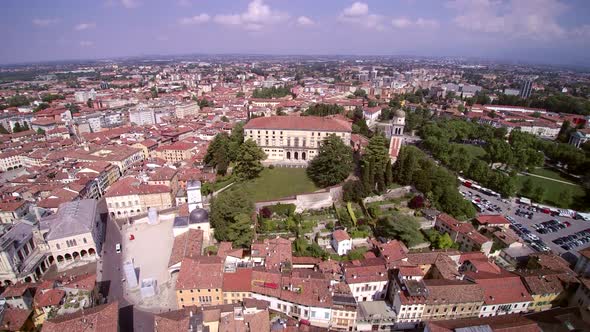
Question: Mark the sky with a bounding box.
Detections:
[1,0,590,66]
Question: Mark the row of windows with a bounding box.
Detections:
[179,288,219,293]
[180,296,218,303]
[55,237,88,250]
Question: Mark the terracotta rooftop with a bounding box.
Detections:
[244,115,352,132]
[332,229,350,242]
[222,268,253,292]
[42,301,119,332]
[176,256,224,290]
[104,177,170,197]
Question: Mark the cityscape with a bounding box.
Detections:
[1,1,590,332]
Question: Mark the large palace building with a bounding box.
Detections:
[243,116,352,165]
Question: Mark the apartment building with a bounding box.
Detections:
[435,213,493,256]
[175,102,199,119]
[176,256,224,308]
[343,257,389,302]
[222,268,253,304]
[104,177,173,218]
[154,142,197,164]
[0,201,29,224]
[243,116,352,165]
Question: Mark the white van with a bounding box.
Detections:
[115,243,122,254]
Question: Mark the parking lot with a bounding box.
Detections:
[459,185,590,263]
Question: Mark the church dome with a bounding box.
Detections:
[189,208,209,224]
[393,109,406,118]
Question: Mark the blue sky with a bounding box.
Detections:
[1,0,590,65]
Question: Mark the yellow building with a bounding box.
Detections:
[176,256,224,308]
[155,141,196,164]
[243,115,352,165]
[521,273,567,312]
[222,268,253,304]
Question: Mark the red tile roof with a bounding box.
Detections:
[332,229,350,242]
[476,214,510,226]
[42,301,118,332]
[104,177,170,197]
[176,256,224,290]
[0,308,32,332]
[244,116,352,132]
[222,269,253,292]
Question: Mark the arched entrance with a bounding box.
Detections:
[88,248,96,256]
[57,255,64,263]
[64,253,72,261]
[3,280,11,286]
[48,256,54,264]
[294,152,299,160]
[81,250,88,257]
[286,151,291,160]
[302,152,306,160]
[73,252,80,260]
[24,276,32,282]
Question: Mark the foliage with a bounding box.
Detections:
[204,133,231,175]
[293,238,328,259]
[36,128,45,135]
[265,203,296,217]
[375,212,425,247]
[252,86,292,99]
[41,93,65,103]
[353,89,367,98]
[342,180,366,203]
[393,146,476,219]
[0,124,8,134]
[346,202,357,226]
[210,190,254,246]
[303,103,343,116]
[233,139,266,180]
[408,195,425,209]
[424,229,456,249]
[360,134,392,194]
[346,247,368,260]
[307,134,353,187]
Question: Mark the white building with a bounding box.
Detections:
[175,102,200,119]
[40,199,103,269]
[343,258,389,302]
[187,180,203,212]
[331,230,352,256]
[129,107,156,126]
[74,89,96,103]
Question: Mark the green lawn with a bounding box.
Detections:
[454,143,487,159]
[528,167,576,184]
[228,167,319,202]
[516,174,588,210]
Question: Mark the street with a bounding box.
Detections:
[99,216,154,332]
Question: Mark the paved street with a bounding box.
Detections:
[99,216,155,332]
[459,185,590,264]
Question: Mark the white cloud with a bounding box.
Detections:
[391,18,412,28]
[213,0,289,30]
[75,22,96,31]
[415,18,439,29]
[342,2,369,17]
[297,16,314,26]
[121,0,140,9]
[446,0,567,39]
[79,41,94,47]
[339,2,384,30]
[32,18,59,27]
[179,14,210,25]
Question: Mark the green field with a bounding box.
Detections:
[516,173,588,210]
[454,143,487,159]
[228,167,319,202]
[529,167,577,183]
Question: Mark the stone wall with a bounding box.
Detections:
[362,186,413,204]
[255,185,343,212]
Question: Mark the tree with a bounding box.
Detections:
[210,190,254,244]
[233,139,266,180]
[0,124,8,134]
[225,213,254,248]
[221,116,229,122]
[303,104,343,116]
[531,186,546,203]
[342,180,366,203]
[12,122,22,133]
[236,92,245,98]
[408,195,425,209]
[22,122,29,131]
[204,133,231,175]
[435,233,455,249]
[520,178,535,197]
[375,212,425,247]
[353,89,367,98]
[559,189,572,207]
[307,134,353,187]
[86,98,93,108]
[361,134,390,193]
[36,128,45,135]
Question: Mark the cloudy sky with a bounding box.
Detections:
[2,0,590,65]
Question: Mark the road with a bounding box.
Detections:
[99,216,154,332]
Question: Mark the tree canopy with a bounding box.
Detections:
[374,212,425,247]
[252,86,292,99]
[233,139,266,180]
[307,134,353,187]
[210,190,254,246]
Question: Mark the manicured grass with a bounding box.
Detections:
[529,167,576,184]
[515,174,587,210]
[454,143,487,159]
[229,167,318,202]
